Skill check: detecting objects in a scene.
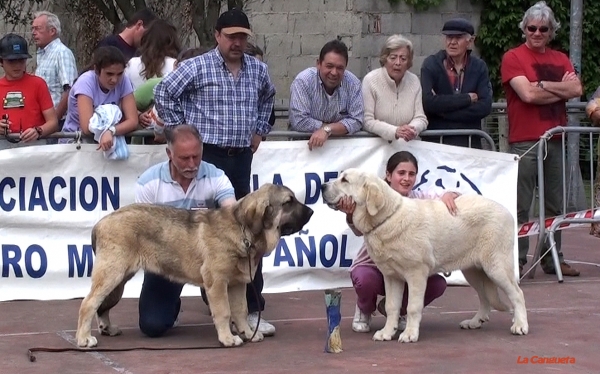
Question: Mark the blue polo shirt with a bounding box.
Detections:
[134,161,235,209]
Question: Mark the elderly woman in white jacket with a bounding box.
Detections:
[362,34,428,141]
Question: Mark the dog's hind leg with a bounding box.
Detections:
[459,267,492,330]
[484,264,529,335]
[76,261,132,348]
[97,273,135,337]
[229,283,263,343]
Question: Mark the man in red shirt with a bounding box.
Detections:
[0,33,57,149]
[501,1,582,276]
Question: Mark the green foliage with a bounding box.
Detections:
[475,0,600,100]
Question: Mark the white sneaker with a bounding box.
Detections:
[352,304,372,333]
[247,312,276,336]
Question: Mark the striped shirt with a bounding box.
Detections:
[153,48,276,148]
[289,67,364,134]
[135,160,235,209]
[35,38,78,109]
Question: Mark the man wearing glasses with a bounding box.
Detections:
[501,1,582,277]
[0,33,58,149]
[420,18,492,149]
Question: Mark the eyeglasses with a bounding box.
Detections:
[526,25,550,33]
[2,115,22,144]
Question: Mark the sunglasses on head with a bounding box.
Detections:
[526,25,550,33]
[2,114,22,144]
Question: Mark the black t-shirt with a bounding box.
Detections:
[96,34,137,61]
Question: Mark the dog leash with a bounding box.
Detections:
[27,255,262,362]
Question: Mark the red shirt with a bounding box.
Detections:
[501,43,574,143]
[0,73,54,133]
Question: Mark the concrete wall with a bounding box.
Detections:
[0,0,482,102]
[245,0,482,100]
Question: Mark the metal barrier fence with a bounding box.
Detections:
[527,126,600,282]
[4,128,497,151]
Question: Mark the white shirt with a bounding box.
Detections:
[125,57,176,90]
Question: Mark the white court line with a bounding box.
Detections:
[3,306,597,339]
[56,330,133,374]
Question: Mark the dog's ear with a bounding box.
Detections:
[235,197,272,235]
[364,181,385,216]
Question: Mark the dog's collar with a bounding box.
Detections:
[240,225,255,254]
[361,204,400,235]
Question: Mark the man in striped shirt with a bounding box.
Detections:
[32,11,77,125]
[289,39,364,150]
[154,8,277,336]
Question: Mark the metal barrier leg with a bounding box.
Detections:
[547,231,564,283]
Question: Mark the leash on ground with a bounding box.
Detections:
[27,255,261,362]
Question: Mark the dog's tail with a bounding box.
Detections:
[483,275,510,312]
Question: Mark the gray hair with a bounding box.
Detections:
[379,34,414,68]
[34,11,62,36]
[519,1,560,40]
[164,124,202,148]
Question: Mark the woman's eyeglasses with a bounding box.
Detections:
[2,114,22,144]
[526,25,550,33]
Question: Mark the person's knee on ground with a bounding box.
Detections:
[139,313,177,338]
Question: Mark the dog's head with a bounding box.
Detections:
[234,184,314,237]
[321,168,390,217]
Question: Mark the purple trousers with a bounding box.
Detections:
[351,265,447,315]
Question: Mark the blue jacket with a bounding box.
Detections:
[420,50,492,148]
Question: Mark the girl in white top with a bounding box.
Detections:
[338,151,458,333]
[124,19,180,90]
[362,34,428,142]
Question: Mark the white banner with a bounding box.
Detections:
[0,138,518,301]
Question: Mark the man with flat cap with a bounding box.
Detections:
[420,18,492,148]
[153,8,277,336]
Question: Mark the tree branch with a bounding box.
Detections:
[114,0,136,20]
[133,0,148,11]
[227,0,243,10]
[88,0,121,26]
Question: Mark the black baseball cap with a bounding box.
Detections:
[215,9,252,36]
[441,18,475,36]
[0,33,32,60]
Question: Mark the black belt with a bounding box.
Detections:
[203,143,249,156]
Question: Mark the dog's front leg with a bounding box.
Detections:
[229,283,263,343]
[205,281,244,347]
[373,276,403,341]
[398,272,428,343]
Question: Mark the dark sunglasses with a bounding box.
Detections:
[2,114,22,144]
[526,25,550,33]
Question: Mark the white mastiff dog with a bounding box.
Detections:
[321,168,528,343]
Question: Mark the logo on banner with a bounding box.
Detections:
[414,165,482,195]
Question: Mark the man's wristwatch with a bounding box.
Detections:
[322,124,332,136]
[34,126,43,138]
[537,81,544,89]
[108,126,116,135]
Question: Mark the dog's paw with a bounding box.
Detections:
[372,328,395,341]
[398,327,419,343]
[76,335,98,348]
[245,330,264,343]
[99,325,122,336]
[459,318,484,330]
[510,321,529,335]
[220,334,244,347]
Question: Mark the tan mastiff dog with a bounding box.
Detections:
[76,183,313,348]
[321,168,528,343]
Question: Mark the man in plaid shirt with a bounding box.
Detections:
[32,11,77,125]
[154,9,277,336]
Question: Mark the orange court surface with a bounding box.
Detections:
[1,227,599,374]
